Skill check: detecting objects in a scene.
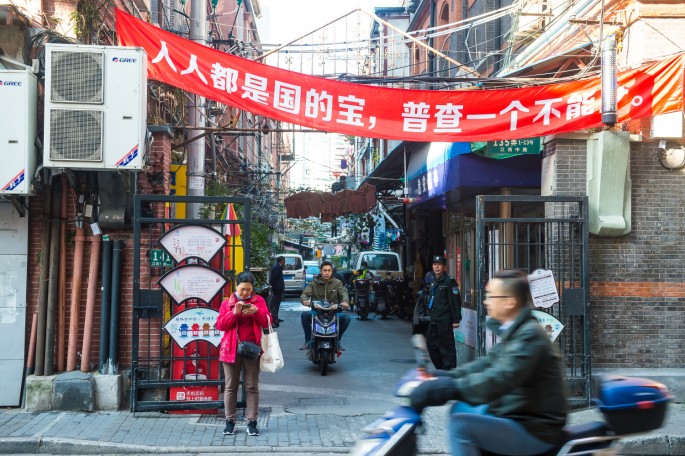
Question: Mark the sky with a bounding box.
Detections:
[255,0,403,190]
[256,0,401,45]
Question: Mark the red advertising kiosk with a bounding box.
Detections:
[158,225,231,413]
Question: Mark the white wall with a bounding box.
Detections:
[0,202,29,406]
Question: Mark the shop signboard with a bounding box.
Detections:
[485,138,542,159]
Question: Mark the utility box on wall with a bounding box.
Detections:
[0,68,37,195]
[586,131,631,236]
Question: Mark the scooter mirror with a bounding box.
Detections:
[411,334,430,369]
[412,334,427,351]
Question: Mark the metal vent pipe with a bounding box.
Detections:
[601,35,618,126]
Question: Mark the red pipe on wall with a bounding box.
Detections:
[26,313,37,375]
[66,227,86,372]
[80,235,102,373]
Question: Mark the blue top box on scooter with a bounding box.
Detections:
[595,376,672,435]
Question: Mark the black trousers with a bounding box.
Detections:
[268,289,284,322]
[426,321,457,370]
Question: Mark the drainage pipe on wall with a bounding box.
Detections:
[34,184,52,376]
[44,180,62,375]
[107,239,124,374]
[80,234,102,373]
[99,238,113,374]
[66,227,86,372]
[57,175,68,372]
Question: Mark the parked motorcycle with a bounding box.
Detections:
[411,284,431,335]
[385,276,414,320]
[353,279,372,320]
[372,279,390,319]
[352,335,673,456]
[255,284,271,302]
[342,271,356,311]
[309,300,341,376]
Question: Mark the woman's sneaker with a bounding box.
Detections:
[223,419,235,435]
[247,419,259,436]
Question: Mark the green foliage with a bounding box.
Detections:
[69,0,111,43]
[198,179,233,220]
[328,255,344,270]
[249,220,271,289]
[195,180,272,289]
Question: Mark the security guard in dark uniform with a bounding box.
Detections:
[426,255,462,370]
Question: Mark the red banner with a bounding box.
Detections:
[116,9,684,142]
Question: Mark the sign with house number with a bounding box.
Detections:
[150,249,173,267]
[485,138,542,159]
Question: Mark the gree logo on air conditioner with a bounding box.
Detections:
[0,81,22,86]
[112,57,137,63]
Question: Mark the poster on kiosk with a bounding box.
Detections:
[165,297,222,413]
[158,223,238,414]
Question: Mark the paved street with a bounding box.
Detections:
[0,298,452,454]
[0,298,684,455]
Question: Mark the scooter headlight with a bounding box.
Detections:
[314,322,337,335]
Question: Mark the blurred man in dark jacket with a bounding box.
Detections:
[410,269,567,456]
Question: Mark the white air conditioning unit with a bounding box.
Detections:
[43,43,147,170]
[0,68,37,195]
[514,0,549,37]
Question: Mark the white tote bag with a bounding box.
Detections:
[260,316,284,373]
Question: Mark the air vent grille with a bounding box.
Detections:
[50,50,104,104]
[49,109,104,161]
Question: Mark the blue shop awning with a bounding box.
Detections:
[361,141,410,192]
[407,142,541,208]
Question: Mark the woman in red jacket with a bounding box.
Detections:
[215,271,271,437]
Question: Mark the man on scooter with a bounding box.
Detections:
[300,261,351,350]
[409,269,567,456]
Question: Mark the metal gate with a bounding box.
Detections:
[131,195,251,412]
[475,195,591,408]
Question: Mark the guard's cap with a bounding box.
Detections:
[432,255,446,264]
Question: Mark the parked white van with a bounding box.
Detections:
[350,251,403,280]
[275,253,306,293]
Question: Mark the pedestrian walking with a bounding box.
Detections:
[215,271,271,436]
[268,256,285,327]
